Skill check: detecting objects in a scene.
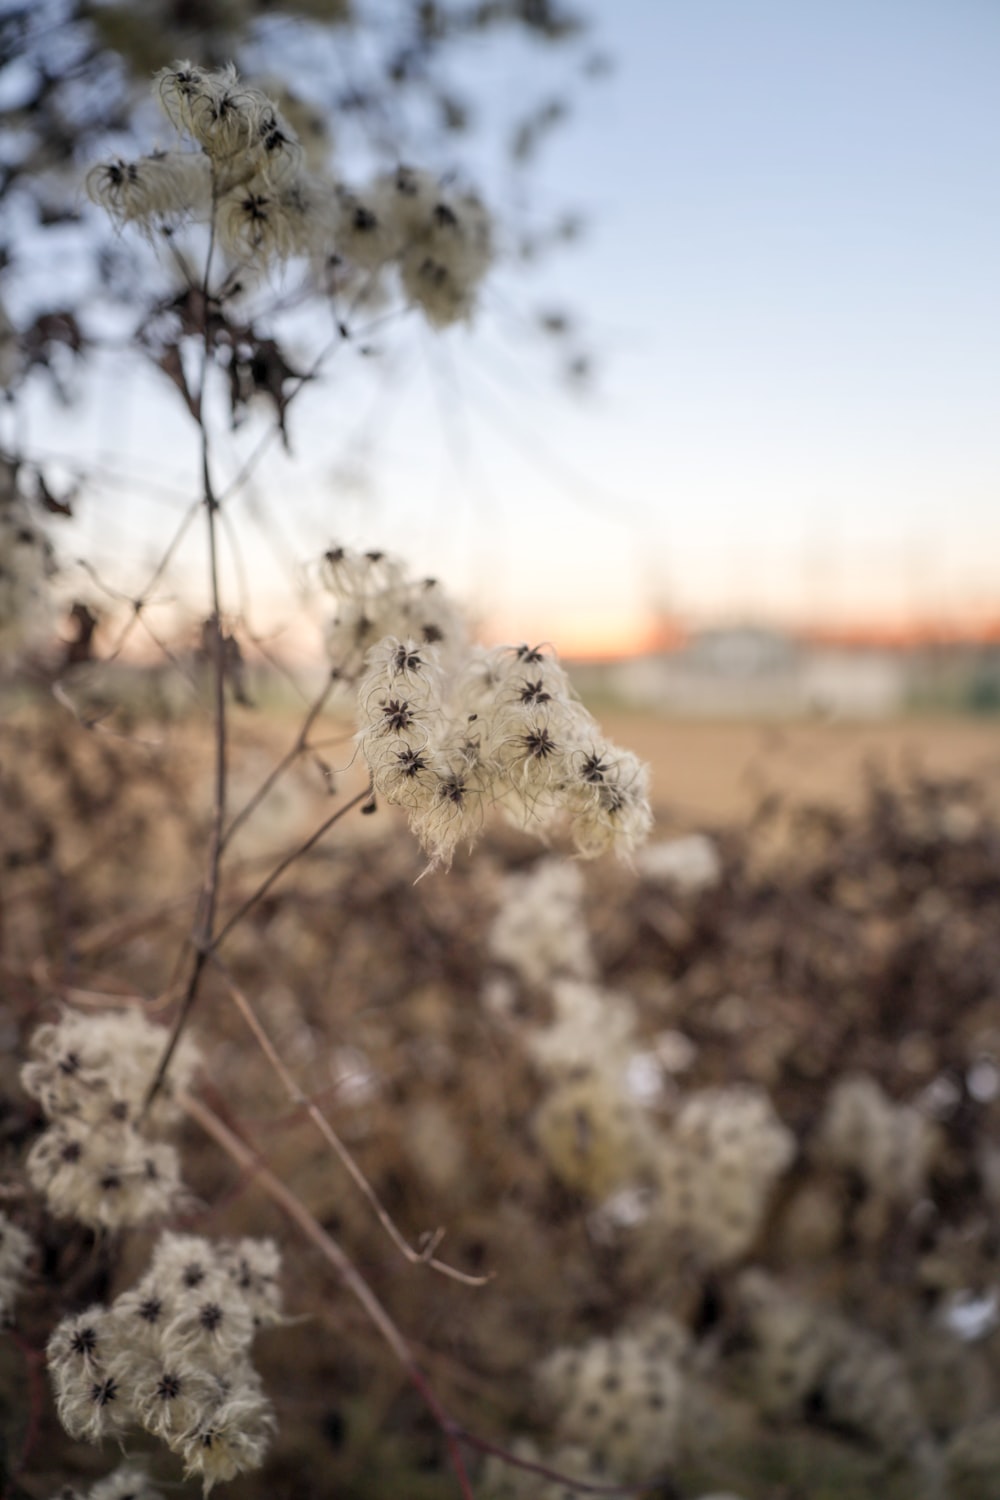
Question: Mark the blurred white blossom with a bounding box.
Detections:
[21,1008,199,1230]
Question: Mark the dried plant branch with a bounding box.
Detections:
[217,329,344,509]
[209,953,492,1287]
[142,201,229,1116]
[64,893,196,959]
[182,1096,663,1500]
[180,1089,477,1500]
[101,495,202,665]
[211,781,374,950]
[26,958,178,1013]
[219,669,339,853]
[143,784,373,1116]
[194,189,228,968]
[450,1426,675,1498]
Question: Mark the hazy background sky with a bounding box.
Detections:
[25,0,1000,658]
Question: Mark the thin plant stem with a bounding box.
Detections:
[184,1091,664,1500]
[219,669,339,853]
[186,186,228,1013]
[101,496,202,664]
[181,1090,477,1500]
[143,784,372,1114]
[209,952,491,1287]
[450,1426,673,1497]
[144,194,228,1116]
[212,781,373,950]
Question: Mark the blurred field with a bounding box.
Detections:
[599,713,1000,827]
[249,703,1000,833]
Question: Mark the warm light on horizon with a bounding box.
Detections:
[102,597,1000,676]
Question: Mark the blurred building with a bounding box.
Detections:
[573,625,1000,718]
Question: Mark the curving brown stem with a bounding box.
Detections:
[181,1090,478,1500]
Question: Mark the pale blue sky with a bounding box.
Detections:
[479,0,1000,643]
[22,0,1000,656]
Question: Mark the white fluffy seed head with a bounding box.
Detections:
[383,178,493,326]
[47,1307,131,1444]
[216,180,301,264]
[333,186,399,269]
[85,151,213,230]
[528,979,638,1075]
[45,1231,281,1481]
[372,164,440,238]
[217,1237,284,1327]
[162,1278,257,1372]
[154,60,213,137]
[734,1270,833,1418]
[22,1007,200,1127]
[734,1271,927,1457]
[154,62,292,172]
[404,747,494,870]
[120,1348,220,1444]
[399,249,473,328]
[149,1232,220,1292]
[109,1274,179,1354]
[26,1120,182,1231]
[533,1067,651,1198]
[321,544,407,601]
[562,745,653,859]
[345,566,653,869]
[177,1363,277,1492]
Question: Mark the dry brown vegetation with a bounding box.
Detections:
[2,700,1000,1499]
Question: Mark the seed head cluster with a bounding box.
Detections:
[488,859,596,991]
[521,979,651,1197]
[650,1086,796,1266]
[734,1271,931,1461]
[525,977,638,1076]
[533,1314,689,1484]
[485,868,798,1244]
[485,871,655,1198]
[21,1009,199,1231]
[349,587,651,867]
[818,1071,937,1205]
[46,1462,164,1500]
[480,1316,693,1497]
[532,1064,651,1199]
[322,544,468,688]
[87,64,493,327]
[46,1232,281,1491]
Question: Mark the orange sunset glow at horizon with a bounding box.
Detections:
[101,603,1000,673]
